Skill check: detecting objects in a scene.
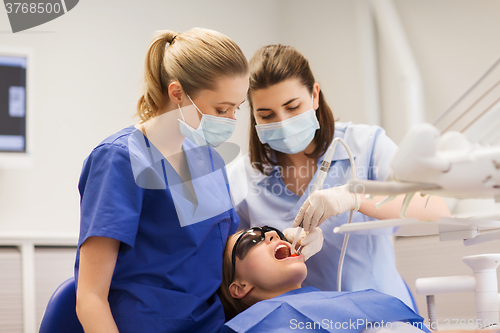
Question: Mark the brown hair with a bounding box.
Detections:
[248,45,335,174]
[136,28,249,121]
[218,231,249,321]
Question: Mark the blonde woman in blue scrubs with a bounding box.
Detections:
[75,28,248,333]
[228,45,450,311]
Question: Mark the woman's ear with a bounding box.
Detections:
[168,81,184,105]
[229,280,253,300]
[312,82,320,110]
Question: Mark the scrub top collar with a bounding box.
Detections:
[137,127,215,178]
[316,123,360,166]
[136,127,214,167]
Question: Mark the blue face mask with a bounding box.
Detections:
[255,96,320,154]
[178,95,237,147]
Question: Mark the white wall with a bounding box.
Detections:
[274,0,367,126]
[381,0,500,142]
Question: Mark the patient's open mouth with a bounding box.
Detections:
[274,244,291,260]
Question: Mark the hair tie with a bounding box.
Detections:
[165,34,179,51]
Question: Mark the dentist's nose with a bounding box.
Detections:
[273,113,286,123]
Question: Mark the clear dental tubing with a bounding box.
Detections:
[334,138,357,292]
[291,138,357,292]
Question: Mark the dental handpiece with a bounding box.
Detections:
[291,141,338,255]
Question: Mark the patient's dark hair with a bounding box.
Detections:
[218,230,249,321]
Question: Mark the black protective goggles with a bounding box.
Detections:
[229,226,286,284]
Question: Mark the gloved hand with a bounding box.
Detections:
[283,227,323,261]
[294,184,360,232]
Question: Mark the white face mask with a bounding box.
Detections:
[178,95,237,147]
[255,94,320,154]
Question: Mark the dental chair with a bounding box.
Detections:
[39,277,84,333]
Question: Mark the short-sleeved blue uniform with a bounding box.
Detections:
[221,287,429,333]
[75,125,239,333]
[228,122,414,311]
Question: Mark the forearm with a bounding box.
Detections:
[358,193,451,221]
[76,293,119,333]
[77,236,121,333]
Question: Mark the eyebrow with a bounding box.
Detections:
[256,97,299,112]
[218,99,246,106]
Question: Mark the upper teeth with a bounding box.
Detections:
[275,244,287,252]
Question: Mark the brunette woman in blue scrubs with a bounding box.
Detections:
[75,28,248,333]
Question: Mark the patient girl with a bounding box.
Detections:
[218,227,487,333]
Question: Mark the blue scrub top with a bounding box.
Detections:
[228,122,415,311]
[221,287,429,333]
[75,126,239,333]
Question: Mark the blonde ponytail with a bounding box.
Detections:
[136,30,178,121]
[136,28,248,122]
